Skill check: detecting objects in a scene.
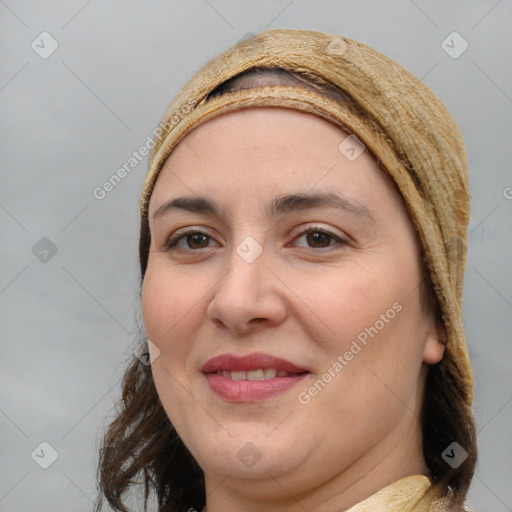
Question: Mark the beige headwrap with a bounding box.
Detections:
[140,28,474,510]
[140,29,473,410]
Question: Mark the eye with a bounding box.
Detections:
[165,225,347,252]
[290,226,347,250]
[166,229,219,251]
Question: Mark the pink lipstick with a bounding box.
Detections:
[201,353,309,402]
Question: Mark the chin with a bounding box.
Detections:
[186,429,306,478]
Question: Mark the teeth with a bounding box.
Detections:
[247,369,264,381]
[216,368,286,380]
[263,368,277,379]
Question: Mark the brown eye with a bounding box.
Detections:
[166,230,217,250]
[185,233,210,249]
[305,231,332,248]
[293,228,346,250]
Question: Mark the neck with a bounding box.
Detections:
[201,414,430,512]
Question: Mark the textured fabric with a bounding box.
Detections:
[139,29,474,510]
[345,475,462,512]
[345,475,473,511]
[140,28,472,404]
[346,475,432,511]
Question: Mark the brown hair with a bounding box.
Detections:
[95,68,476,512]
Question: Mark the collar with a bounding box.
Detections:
[346,475,433,511]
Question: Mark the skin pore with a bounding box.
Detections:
[141,108,446,512]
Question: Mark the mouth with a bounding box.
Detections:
[213,368,305,381]
[201,353,310,402]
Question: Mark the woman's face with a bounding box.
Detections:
[142,108,445,503]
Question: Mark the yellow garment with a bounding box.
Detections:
[347,475,430,511]
[345,475,454,511]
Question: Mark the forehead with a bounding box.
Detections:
[148,107,397,214]
[169,107,349,165]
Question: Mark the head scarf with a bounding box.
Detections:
[140,28,473,406]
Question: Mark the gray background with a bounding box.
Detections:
[1,1,511,511]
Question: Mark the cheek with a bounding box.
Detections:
[302,258,426,399]
[295,260,408,347]
[141,263,206,428]
[141,261,205,362]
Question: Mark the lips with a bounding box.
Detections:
[201,353,310,402]
[201,353,309,374]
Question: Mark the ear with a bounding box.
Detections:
[422,317,447,364]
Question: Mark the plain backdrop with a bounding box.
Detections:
[1,1,511,511]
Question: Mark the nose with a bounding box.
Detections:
[206,242,287,335]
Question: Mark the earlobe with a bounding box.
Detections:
[423,320,447,364]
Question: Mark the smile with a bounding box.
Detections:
[201,353,310,402]
[216,369,303,381]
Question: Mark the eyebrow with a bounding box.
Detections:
[152,191,374,222]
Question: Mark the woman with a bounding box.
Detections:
[95,29,477,511]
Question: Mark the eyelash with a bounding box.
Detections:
[165,225,348,252]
